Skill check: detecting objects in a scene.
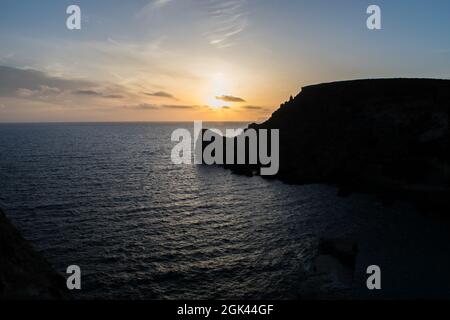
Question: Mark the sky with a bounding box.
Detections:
[0,0,450,122]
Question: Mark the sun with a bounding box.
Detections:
[208,97,224,109]
[207,72,228,109]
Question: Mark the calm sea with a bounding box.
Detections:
[1,122,449,299]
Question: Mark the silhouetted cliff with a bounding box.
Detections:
[0,208,68,299]
[230,79,449,212]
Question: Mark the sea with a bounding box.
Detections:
[1,122,449,299]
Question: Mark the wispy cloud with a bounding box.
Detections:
[239,105,272,113]
[123,103,209,111]
[0,52,15,64]
[123,103,160,110]
[223,105,271,112]
[241,105,263,110]
[16,85,61,98]
[104,94,124,99]
[136,0,173,19]
[139,0,249,48]
[0,66,92,98]
[153,0,172,8]
[1,66,130,108]
[144,91,177,100]
[161,104,196,109]
[73,90,102,96]
[202,0,249,48]
[215,94,246,103]
[73,90,124,99]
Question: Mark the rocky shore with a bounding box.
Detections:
[0,208,68,299]
[216,79,450,214]
[306,238,359,299]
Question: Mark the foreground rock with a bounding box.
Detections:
[0,208,68,299]
[298,238,359,299]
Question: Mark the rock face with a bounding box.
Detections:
[0,208,68,299]
[228,79,450,212]
[300,238,359,299]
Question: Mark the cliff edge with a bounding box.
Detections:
[237,79,449,212]
[0,208,68,299]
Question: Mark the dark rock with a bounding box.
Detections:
[213,79,450,213]
[0,208,69,300]
[298,238,359,299]
[318,238,358,271]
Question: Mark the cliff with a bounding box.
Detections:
[0,208,68,299]
[228,79,449,212]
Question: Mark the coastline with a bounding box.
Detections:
[208,79,449,214]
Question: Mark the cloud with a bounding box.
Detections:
[144,91,176,99]
[202,0,249,48]
[136,0,249,49]
[0,53,15,66]
[0,66,92,98]
[122,103,203,111]
[16,88,36,97]
[222,105,270,112]
[103,94,124,99]
[136,0,173,18]
[73,90,102,96]
[215,95,246,103]
[73,90,124,99]
[0,66,131,110]
[241,105,263,110]
[124,103,160,110]
[239,105,272,113]
[39,85,61,94]
[161,104,195,109]
[16,85,62,98]
[153,0,172,8]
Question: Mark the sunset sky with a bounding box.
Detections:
[1,0,450,122]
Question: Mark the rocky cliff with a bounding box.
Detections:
[229,79,449,212]
[0,208,68,299]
